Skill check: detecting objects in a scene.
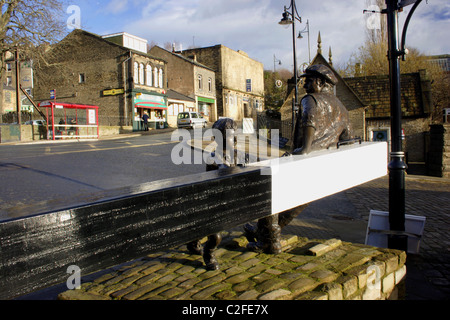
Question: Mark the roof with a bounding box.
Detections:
[151,46,215,71]
[166,89,195,102]
[60,29,166,63]
[38,101,98,109]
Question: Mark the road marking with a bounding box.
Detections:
[39,141,178,156]
[0,141,179,160]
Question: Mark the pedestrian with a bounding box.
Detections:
[245,64,353,254]
[142,112,149,131]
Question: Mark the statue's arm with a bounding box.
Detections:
[292,126,315,155]
[292,96,316,155]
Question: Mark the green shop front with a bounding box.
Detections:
[132,90,168,131]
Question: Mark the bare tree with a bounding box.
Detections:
[0,0,66,75]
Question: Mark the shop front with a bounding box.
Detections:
[197,96,215,122]
[132,91,168,131]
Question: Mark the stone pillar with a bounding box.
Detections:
[427,124,450,178]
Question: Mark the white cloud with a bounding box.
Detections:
[104,0,129,14]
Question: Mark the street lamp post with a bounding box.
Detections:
[279,0,302,128]
[383,0,422,252]
[273,54,282,73]
[297,19,311,64]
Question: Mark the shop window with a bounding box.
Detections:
[139,63,144,85]
[146,65,152,86]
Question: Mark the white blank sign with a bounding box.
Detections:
[365,210,426,254]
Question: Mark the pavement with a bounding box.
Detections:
[14,128,450,300]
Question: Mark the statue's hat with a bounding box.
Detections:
[300,64,338,85]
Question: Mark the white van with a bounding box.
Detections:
[177,112,207,129]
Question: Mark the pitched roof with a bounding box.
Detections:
[151,46,214,71]
[166,89,195,102]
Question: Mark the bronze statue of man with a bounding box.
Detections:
[245,64,352,253]
[291,64,351,154]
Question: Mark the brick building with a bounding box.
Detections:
[178,45,264,122]
[149,46,217,124]
[33,29,168,133]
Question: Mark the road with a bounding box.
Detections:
[0,131,206,221]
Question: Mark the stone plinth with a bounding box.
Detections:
[58,232,406,300]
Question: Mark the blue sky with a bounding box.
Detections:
[64,0,450,71]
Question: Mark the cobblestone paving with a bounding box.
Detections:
[344,175,450,298]
[58,233,406,301]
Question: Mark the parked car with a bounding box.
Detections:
[177,112,207,129]
[25,120,46,126]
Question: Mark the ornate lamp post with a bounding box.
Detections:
[383,0,423,251]
[279,0,302,128]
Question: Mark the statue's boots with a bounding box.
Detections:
[243,223,257,243]
[246,215,282,254]
[202,233,222,270]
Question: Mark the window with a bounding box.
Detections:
[154,68,158,87]
[139,63,144,85]
[158,68,163,88]
[146,65,152,86]
[197,75,202,90]
[79,73,85,83]
[6,63,11,71]
[134,62,138,83]
[208,78,212,92]
[6,76,12,86]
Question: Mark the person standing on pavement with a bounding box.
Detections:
[245,64,353,253]
[142,112,149,131]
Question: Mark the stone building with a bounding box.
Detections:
[345,70,433,166]
[178,45,265,122]
[33,29,168,133]
[166,89,195,127]
[149,45,217,123]
[1,51,34,119]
